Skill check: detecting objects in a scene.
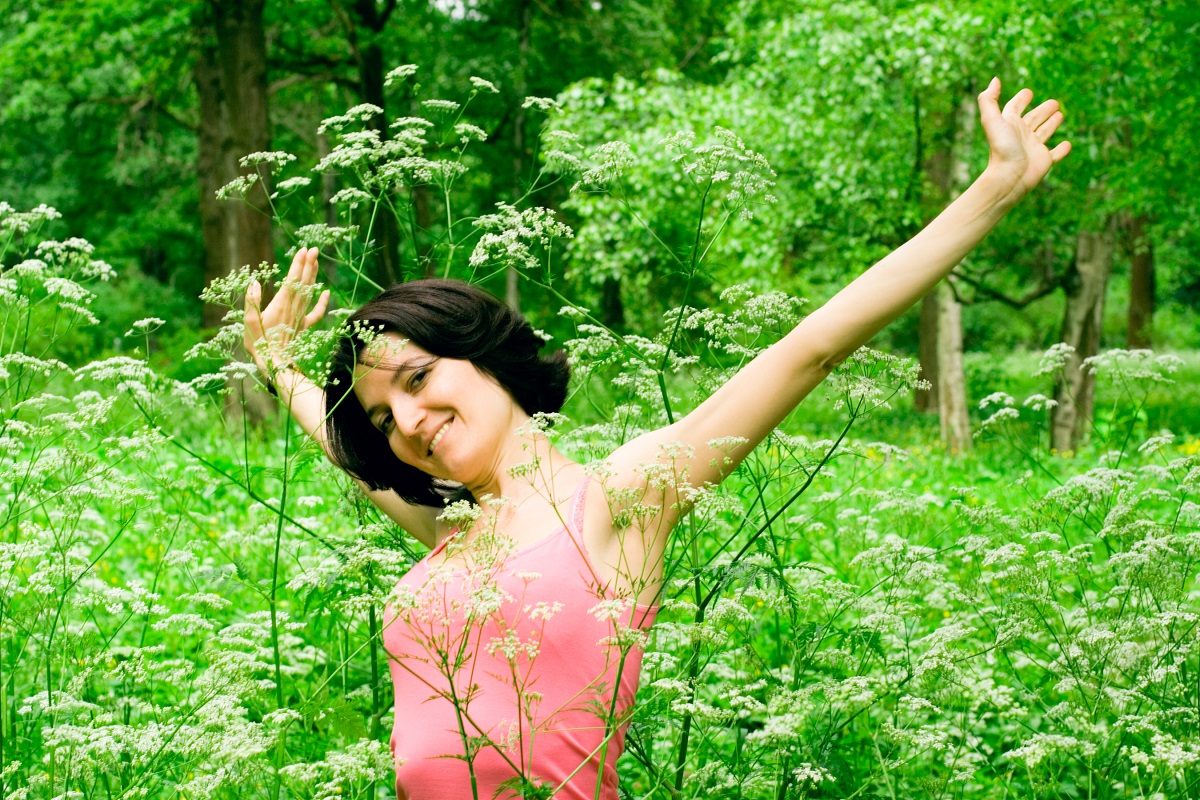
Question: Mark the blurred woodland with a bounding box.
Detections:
[1,0,1197,445]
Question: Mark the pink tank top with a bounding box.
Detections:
[383,477,657,799]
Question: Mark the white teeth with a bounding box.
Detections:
[428,422,450,455]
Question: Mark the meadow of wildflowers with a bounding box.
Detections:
[2,74,1198,800]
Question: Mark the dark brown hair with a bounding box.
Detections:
[324,279,570,507]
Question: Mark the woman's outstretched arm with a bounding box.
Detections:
[244,248,439,547]
[607,79,1071,526]
[798,80,1069,371]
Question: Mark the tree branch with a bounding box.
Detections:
[379,0,398,27]
[89,95,197,134]
[268,71,342,95]
[954,270,1065,308]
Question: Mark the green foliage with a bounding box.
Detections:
[2,0,1200,796]
[4,75,1200,794]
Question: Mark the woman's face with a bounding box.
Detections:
[351,335,521,485]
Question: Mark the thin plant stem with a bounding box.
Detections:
[268,404,293,800]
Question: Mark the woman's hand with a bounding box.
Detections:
[978,77,1072,206]
[243,246,331,376]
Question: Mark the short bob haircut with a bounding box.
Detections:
[324,279,570,507]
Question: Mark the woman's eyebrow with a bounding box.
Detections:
[363,367,408,422]
[362,357,435,421]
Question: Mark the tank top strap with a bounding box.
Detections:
[426,475,590,564]
[568,473,591,539]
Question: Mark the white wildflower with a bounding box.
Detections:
[239,151,297,171]
[469,76,499,93]
[384,64,419,86]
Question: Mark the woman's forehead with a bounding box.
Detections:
[353,333,427,374]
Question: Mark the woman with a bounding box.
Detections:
[244,79,1069,798]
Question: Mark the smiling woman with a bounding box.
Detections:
[322,279,570,510]
[243,77,1071,800]
[247,263,660,798]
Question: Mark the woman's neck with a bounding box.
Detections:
[464,422,577,513]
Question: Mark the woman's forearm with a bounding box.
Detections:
[803,167,1018,369]
[272,368,334,455]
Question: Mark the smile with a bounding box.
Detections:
[428,421,450,455]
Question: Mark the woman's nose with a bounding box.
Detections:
[391,398,425,440]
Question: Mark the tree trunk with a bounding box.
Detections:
[318,132,339,229]
[201,0,275,425]
[415,186,436,278]
[1052,222,1116,452]
[195,38,231,330]
[211,0,274,276]
[506,0,533,311]
[1125,213,1154,349]
[348,0,403,285]
[917,94,973,451]
[935,282,970,452]
[600,275,625,330]
[915,294,939,412]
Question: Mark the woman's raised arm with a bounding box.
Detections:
[607,79,1071,523]
[244,248,439,547]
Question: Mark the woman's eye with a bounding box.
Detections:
[378,413,393,434]
[410,368,428,389]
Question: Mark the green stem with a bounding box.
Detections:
[0,596,6,797]
[673,605,704,793]
[368,581,381,740]
[446,679,481,800]
[699,414,855,613]
[129,396,338,551]
[591,645,632,800]
[268,409,293,800]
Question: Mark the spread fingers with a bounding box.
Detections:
[1023,98,1059,131]
[1049,140,1072,163]
[284,246,306,286]
[1036,111,1065,143]
[303,290,331,329]
[1003,87,1033,118]
[244,282,265,341]
[301,247,319,286]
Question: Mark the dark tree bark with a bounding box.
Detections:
[318,132,339,228]
[915,294,939,412]
[343,0,404,285]
[211,0,274,282]
[1052,221,1116,452]
[599,275,625,330]
[935,281,970,452]
[414,186,435,278]
[195,39,232,330]
[196,1,275,423]
[506,0,532,312]
[1125,213,1155,349]
[915,94,973,451]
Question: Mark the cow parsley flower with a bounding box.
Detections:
[384,64,419,85]
[318,104,384,135]
[522,96,560,112]
[274,176,312,194]
[469,76,499,94]
[421,99,461,113]
[215,174,259,200]
[454,123,487,143]
[469,204,574,273]
[239,151,297,171]
[576,141,634,189]
[1035,342,1075,376]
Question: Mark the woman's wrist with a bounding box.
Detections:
[977,164,1026,211]
[265,363,305,397]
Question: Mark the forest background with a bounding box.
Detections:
[2,0,1200,798]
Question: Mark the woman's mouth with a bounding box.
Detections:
[428,420,451,455]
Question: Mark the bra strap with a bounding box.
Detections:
[569,474,591,538]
